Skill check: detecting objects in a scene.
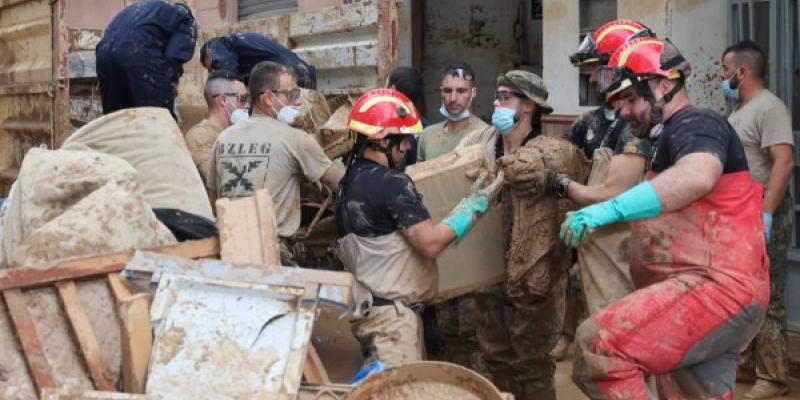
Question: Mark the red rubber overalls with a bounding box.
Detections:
[573,171,770,400]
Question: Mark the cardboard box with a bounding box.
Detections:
[406,145,505,302]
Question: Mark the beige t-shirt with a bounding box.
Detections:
[417,115,489,162]
[185,118,223,196]
[728,89,794,183]
[211,114,333,238]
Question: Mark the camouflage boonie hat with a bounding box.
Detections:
[497,70,553,114]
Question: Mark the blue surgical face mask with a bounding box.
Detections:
[492,107,518,134]
[722,70,741,102]
[439,104,471,122]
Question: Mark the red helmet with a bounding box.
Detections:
[599,37,691,98]
[348,88,423,139]
[570,19,653,66]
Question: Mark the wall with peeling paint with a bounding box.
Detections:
[421,0,520,122]
[543,0,728,116]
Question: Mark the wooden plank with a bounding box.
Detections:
[2,288,56,392]
[303,344,331,385]
[56,281,116,391]
[107,273,133,304]
[255,189,282,266]
[41,388,157,399]
[119,293,152,394]
[0,237,220,291]
[217,189,280,266]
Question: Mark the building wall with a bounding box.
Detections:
[543,0,728,116]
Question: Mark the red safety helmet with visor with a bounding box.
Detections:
[570,19,654,66]
[597,37,691,99]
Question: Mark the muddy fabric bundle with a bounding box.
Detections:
[498,136,588,302]
[292,88,333,134]
[0,148,176,268]
[61,107,214,222]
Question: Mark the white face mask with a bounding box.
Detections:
[271,95,301,125]
[230,108,249,124]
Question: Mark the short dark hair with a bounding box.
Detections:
[723,40,767,80]
[387,67,424,108]
[248,61,294,104]
[203,70,242,106]
[440,62,476,86]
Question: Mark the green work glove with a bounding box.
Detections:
[560,181,662,247]
[443,172,504,241]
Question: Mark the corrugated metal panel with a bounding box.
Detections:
[176,0,398,129]
[0,0,66,195]
[239,0,298,20]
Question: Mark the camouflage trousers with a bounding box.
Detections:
[435,294,489,375]
[739,192,792,384]
[474,275,565,400]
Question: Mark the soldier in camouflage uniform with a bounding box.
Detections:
[457,70,573,400]
[723,41,795,399]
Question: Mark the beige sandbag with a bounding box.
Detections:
[61,107,214,221]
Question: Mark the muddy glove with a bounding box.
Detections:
[443,171,504,241]
[764,212,772,244]
[560,181,662,247]
[509,169,559,199]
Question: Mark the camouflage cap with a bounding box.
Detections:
[497,70,553,114]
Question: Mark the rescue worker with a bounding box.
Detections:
[209,61,343,262]
[563,37,769,399]
[185,70,248,201]
[535,19,656,358]
[96,0,197,118]
[201,32,316,88]
[334,88,500,368]
[457,70,563,400]
[722,40,794,399]
[417,62,489,373]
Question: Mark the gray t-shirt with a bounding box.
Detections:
[211,114,332,237]
[728,89,794,183]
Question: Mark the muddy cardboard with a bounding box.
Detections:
[406,145,505,302]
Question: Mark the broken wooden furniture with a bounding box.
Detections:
[0,238,219,400]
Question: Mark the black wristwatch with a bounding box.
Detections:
[554,174,571,198]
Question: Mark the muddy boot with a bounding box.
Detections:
[744,379,789,399]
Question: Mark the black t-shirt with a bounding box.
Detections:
[569,106,651,159]
[335,158,431,237]
[650,107,749,173]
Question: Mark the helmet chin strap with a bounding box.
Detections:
[636,72,685,128]
[382,135,404,169]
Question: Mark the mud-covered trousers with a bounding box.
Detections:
[573,272,766,399]
[96,45,178,118]
[474,276,565,400]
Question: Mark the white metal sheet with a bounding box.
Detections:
[145,274,316,400]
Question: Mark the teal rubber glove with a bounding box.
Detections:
[764,212,772,244]
[443,172,504,241]
[560,181,662,247]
